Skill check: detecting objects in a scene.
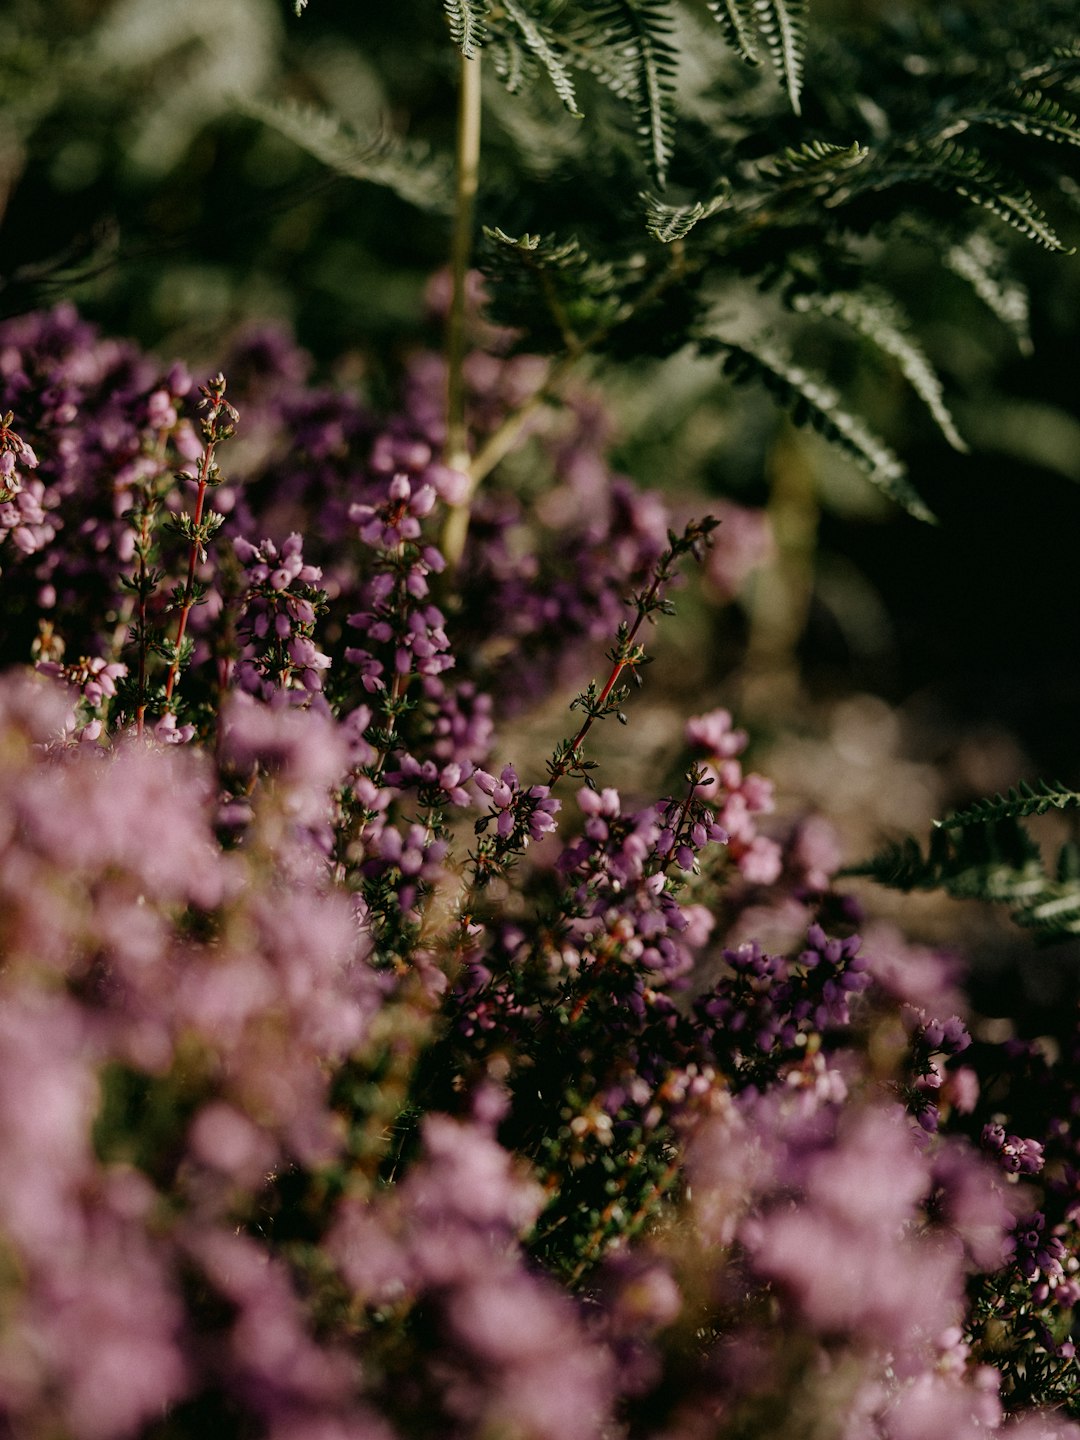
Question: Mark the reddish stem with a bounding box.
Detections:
[550,570,663,786]
[163,443,214,706]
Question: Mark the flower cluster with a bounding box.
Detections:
[0,306,1075,1440]
[233,531,330,700]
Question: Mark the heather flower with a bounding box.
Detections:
[743,1105,963,1354]
[981,1122,1046,1177]
[0,300,1075,1440]
[234,532,330,699]
[474,764,560,845]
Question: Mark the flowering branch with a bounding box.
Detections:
[161,375,236,714]
[547,515,720,787]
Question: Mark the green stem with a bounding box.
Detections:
[163,450,213,707]
[445,47,483,477]
[444,247,689,568]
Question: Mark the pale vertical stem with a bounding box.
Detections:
[442,47,483,570]
[445,48,482,473]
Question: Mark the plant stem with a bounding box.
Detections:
[547,577,658,788]
[134,505,154,738]
[444,247,688,569]
[444,47,483,479]
[163,443,214,707]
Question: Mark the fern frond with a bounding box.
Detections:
[502,1,582,115]
[943,231,1033,355]
[765,139,869,181]
[1019,47,1080,95]
[848,820,1080,944]
[753,0,807,115]
[851,142,1070,252]
[558,17,639,101]
[240,99,453,212]
[945,88,1080,151]
[481,227,621,350]
[936,780,1080,830]
[582,0,679,185]
[489,32,540,95]
[642,186,730,242]
[792,288,967,452]
[707,0,760,65]
[700,336,934,522]
[707,0,806,112]
[444,0,490,58]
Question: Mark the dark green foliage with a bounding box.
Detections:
[788,287,968,452]
[849,817,1080,943]
[6,0,1079,515]
[580,0,680,185]
[698,337,934,521]
[939,230,1034,355]
[950,86,1080,152]
[710,0,807,113]
[501,0,582,115]
[481,227,623,350]
[762,138,870,182]
[938,780,1080,830]
[845,141,1069,253]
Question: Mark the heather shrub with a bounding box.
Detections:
[0,1,1078,1437]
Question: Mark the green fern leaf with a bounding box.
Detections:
[642,186,730,242]
[792,288,967,452]
[502,1,582,115]
[707,0,806,112]
[944,88,1080,151]
[764,139,869,181]
[489,32,540,95]
[848,818,1080,944]
[582,0,679,185]
[481,227,621,350]
[852,141,1070,252]
[241,99,453,213]
[752,0,807,115]
[559,15,639,102]
[936,780,1080,830]
[944,231,1033,356]
[707,0,761,65]
[444,0,490,58]
[701,337,935,522]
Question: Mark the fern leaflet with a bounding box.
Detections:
[583,0,679,185]
[764,139,869,182]
[708,0,807,113]
[642,186,730,242]
[965,88,1080,150]
[944,230,1034,356]
[700,336,934,522]
[791,288,967,452]
[753,0,807,115]
[850,142,1070,252]
[707,0,760,64]
[848,820,1080,944]
[242,99,453,213]
[936,780,1080,830]
[502,1,582,115]
[481,227,621,350]
[489,32,539,95]
[444,0,489,58]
